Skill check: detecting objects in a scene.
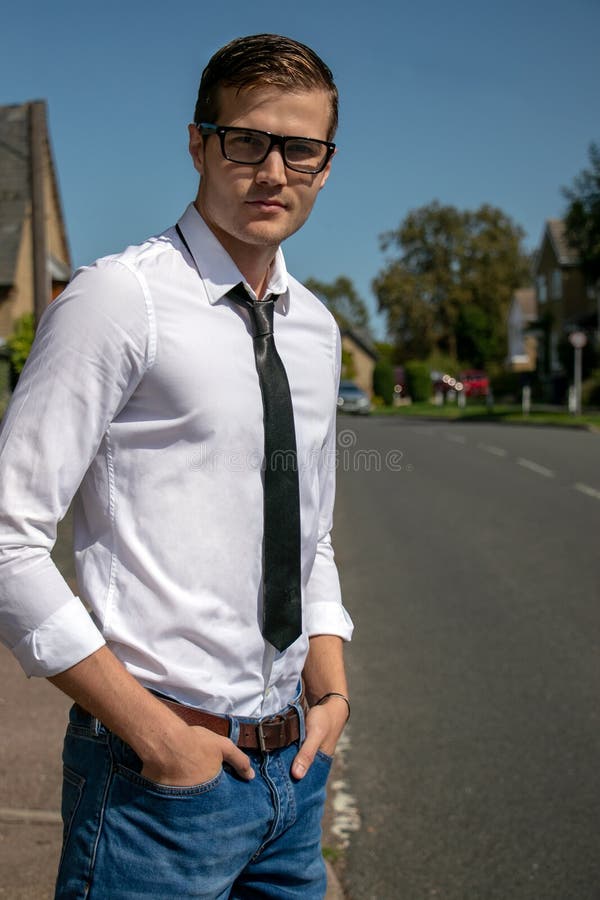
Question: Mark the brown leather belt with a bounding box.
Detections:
[159,697,301,752]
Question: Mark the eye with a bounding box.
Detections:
[286,141,317,158]
[229,132,265,150]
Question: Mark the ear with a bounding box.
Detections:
[188,123,204,176]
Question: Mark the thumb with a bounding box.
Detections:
[292,732,320,780]
[222,740,255,781]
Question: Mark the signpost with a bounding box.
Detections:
[568,331,587,415]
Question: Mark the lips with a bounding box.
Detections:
[246,198,286,210]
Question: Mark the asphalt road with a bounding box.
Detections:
[333,417,600,900]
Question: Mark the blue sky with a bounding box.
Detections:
[2,0,599,338]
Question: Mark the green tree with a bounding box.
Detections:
[456,305,497,368]
[373,341,395,364]
[340,347,356,380]
[562,142,600,287]
[372,358,395,405]
[304,275,370,331]
[373,202,530,366]
[6,313,35,376]
[404,361,431,402]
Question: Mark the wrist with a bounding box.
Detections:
[126,701,189,765]
[313,691,351,722]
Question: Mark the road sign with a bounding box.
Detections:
[569,331,587,349]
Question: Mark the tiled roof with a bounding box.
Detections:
[0,103,29,286]
[341,326,378,359]
[546,219,580,266]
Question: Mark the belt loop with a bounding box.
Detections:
[228,715,240,744]
[290,698,306,743]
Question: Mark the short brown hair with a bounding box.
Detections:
[194,34,338,140]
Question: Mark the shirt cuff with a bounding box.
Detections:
[304,600,354,641]
[11,597,106,677]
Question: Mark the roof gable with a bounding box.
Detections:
[0,104,29,286]
[341,326,378,359]
[0,101,70,288]
[547,219,580,265]
[534,219,580,274]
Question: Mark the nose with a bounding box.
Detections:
[255,146,287,185]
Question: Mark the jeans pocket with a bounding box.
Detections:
[110,732,225,797]
[315,748,334,765]
[114,763,224,797]
[59,766,85,870]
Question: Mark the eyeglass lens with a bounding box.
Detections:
[223,130,328,173]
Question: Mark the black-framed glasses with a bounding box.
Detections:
[198,123,336,174]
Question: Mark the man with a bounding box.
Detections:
[0,33,353,899]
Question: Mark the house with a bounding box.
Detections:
[340,327,377,397]
[0,100,71,342]
[531,219,593,375]
[507,287,537,372]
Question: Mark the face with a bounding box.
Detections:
[188,85,334,267]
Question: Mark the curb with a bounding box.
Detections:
[325,860,345,899]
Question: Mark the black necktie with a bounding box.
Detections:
[228,283,302,652]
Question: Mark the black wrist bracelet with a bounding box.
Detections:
[315,691,351,721]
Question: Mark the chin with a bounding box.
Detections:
[243,214,309,245]
[239,224,297,246]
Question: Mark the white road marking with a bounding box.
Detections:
[517,458,555,479]
[478,443,507,457]
[574,482,600,501]
[328,729,361,849]
[446,433,467,444]
[331,781,361,847]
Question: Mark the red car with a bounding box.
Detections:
[457,370,490,398]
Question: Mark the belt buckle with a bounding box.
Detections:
[257,719,269,753]
[256,714,287,753]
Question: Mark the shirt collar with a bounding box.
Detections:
[176,203,290,311]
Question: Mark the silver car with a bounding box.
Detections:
[337,380,371,415]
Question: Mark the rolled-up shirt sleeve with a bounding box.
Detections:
[303,321,353,641]
[0,259,152,676]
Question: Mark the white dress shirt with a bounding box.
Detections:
[0,203,353,717]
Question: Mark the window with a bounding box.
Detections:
[551,269,562,300]
[536,275,547,303]
[550,333,561,371]
[510,322,524,356]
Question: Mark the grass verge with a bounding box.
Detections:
[373,402,600,430]
[322,846,343,864]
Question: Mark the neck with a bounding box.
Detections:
[234,250,275,299]
[194,201,277,299]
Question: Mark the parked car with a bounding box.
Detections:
[431,369,490,399]
[457,370,490,398]
[337,380,371,415]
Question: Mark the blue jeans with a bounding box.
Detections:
[55,703,332,899]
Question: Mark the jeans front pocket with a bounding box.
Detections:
[109,730,225,797]
[315,748,334,766]
[114,762,224,797]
